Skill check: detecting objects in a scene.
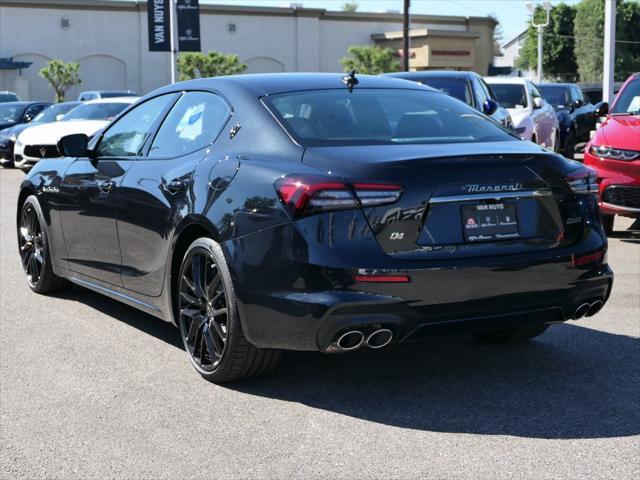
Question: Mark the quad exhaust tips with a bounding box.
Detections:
[328,328,394,352]
[574,299,604,319]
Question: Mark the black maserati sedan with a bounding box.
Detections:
[17,73,613,383]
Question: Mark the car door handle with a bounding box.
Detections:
[98,180,116,193]
[162,179,188,195]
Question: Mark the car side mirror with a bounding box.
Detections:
[55,114,65,121]
[533,97,544,109]
[573,99,583,108]
[594,101,609,117]
[482,99,499,116]
[57,133,92,158]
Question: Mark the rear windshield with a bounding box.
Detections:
[489,84,528,109]
[62,102,129,121]
[99,92,136,98]
[265,89,516,147]
[418,78,472,105]
[540,86,569,107]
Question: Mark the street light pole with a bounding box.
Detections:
[603,0,616,104]
[527,1,551,83]
[403,0,410,72]
[169,0,178,84]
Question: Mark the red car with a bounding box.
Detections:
[584,72,640,233]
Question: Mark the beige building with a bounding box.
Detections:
[0,0,497,101]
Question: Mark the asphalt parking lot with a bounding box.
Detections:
[1,167,638,479]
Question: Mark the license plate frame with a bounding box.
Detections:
[461,202,520,243]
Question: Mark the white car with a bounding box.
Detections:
[14,97,138,170]
[484,77,560,151]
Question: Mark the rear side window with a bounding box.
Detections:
[148,91,230,158]
[265,89,516,147]
[419,78,472,106]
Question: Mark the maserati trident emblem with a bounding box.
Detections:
[464,183,523,193]
[39,147,47,158]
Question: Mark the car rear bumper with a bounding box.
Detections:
[225,222,613,352]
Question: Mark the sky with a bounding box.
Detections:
[205,0,583,45]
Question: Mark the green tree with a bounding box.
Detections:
[518,3,577,81]
[341,45,400,75]
[38,60,81,103]
[341,2,359,12]
[574,0,640,82]
[177,51,246,81]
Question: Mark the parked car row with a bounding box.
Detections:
[0,95,138,169]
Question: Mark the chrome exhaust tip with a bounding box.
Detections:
[365,328,394,349]
[585,300,604,317]
[335,330,364,351]
[574,303,591,319]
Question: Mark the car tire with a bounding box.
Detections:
[18,196,67,294]
[472,323,550,343]
[564,129,576,159]
[177,237,281,383]
[602,214,614,235]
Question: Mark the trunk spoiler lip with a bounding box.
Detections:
[429,189,553,204]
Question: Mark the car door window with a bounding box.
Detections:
[96,95,175,157]
[472,79,488,108]
[529,83,543,101]
[570,87,582,105]
[24,105,45,122]
[148,91,231,158]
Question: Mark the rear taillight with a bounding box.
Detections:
[564,165,599,194]
[275,175,403,218]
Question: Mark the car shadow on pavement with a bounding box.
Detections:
[56,285,182,349]
[609,219,640,245]
[57,285,639,440]
[228,323,640,440]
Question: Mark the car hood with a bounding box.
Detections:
[17,120,108,145]
[0,122,38,139]
[593,115,640,150]
[0,121,17,132]
[506,107,532,126]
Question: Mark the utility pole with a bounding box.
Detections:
[603,0,616,104]
[403,0,410,72]
[526,1,551,83]
[169,0,178,83]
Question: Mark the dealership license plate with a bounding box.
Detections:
[462,203,520,243]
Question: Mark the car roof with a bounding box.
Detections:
[484,77,529,85]
[538,83,574,88]
[0,101,49,106]
[153,72,434,97]
[384,71,479,80]
[84,96,140,104]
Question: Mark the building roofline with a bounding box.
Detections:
[502,29,529,49]
[1,0,498,24]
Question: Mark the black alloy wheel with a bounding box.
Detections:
[177,238,281,382]
[18,196,66,293]
[179,246,229,372]
[19,202,44,289]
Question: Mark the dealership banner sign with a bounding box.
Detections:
[147,0,201,52]
[177,0,201,52]
[148,0,170,51]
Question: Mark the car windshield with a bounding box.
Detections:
[418,78,471,105]
[611,77,640,114]
[62,102,129,121]
[0,103,26,122]
[265,88,516,147]
[489,84,528,109]
[540,86,569,107]
[32,103,78,123]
